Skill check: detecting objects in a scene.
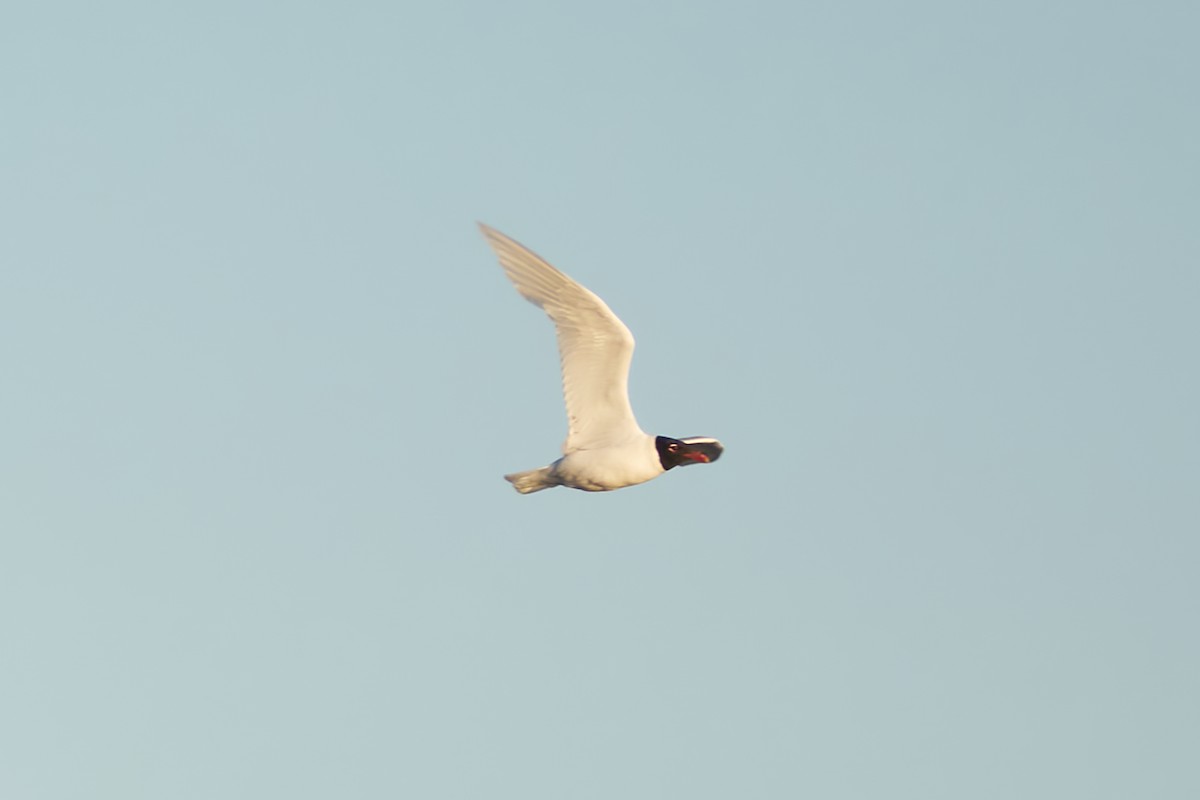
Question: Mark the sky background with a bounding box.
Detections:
[3,1,1198,798]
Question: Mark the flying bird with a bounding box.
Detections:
[480,223,723,493]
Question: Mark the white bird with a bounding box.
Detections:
[480,223,723,493]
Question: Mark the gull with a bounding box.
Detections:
[480,223,723,493]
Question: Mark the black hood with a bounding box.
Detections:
[656,436,725,470]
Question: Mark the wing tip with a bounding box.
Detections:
[477,221,507,246]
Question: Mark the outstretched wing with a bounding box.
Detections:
[480,223,644,453]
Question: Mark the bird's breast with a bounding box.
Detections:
[551,438,664,492]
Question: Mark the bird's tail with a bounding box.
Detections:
[504,466,558,494]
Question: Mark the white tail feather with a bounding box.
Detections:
[504,466,558,494]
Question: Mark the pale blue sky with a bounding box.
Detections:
[3,1,1198,798]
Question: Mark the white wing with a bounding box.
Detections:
[480,223,645,453]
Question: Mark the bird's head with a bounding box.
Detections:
[656,436,724,470]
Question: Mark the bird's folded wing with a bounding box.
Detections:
[480,224,644,453]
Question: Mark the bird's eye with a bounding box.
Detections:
[668,443,679,452]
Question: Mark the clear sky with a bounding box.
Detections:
[3,1,1197,798]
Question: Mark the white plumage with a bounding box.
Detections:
[480,224,723,493]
